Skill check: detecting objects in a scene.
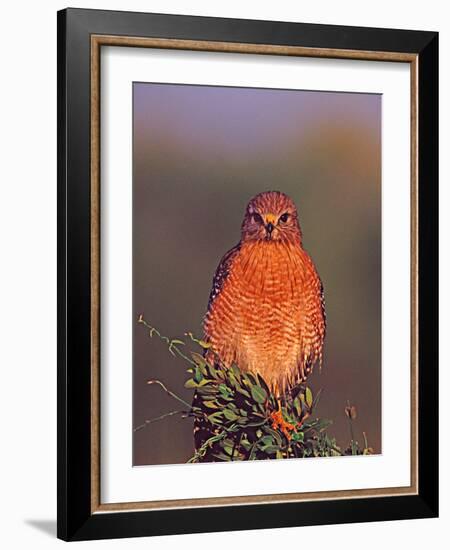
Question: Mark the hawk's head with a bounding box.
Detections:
[241,191,302,245]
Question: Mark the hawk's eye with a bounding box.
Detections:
[279,213,289,223]
[252,213,264,224]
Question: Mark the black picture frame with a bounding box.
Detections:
[57,7,438,541]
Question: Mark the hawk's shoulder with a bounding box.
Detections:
[207,243,241,310]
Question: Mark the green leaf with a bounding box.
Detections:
[184,378,198,389]
[261,445,278,455]
[291,431,304,442]
[194,367,203,383]
[263,427,283,446]
[236,386,251,398]
[223,409,239,421]
[207,412,223,424]
[196,385,216,395]
[257,374,271,396]
[227,372,239,389]
[245,372,258,386]
[203,401,220,409]
[305,387,313,408]
[222,439,236,455]
[206,362,219,379]
[198,363,208,377]
[230,365,241,377]
[198,339,212,349]
[251,385,267,404]
[219,384,233,399]
[202,394,217,402]
[259,435,274,447]
[191,352,207,367]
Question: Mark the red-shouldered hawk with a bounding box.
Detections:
[203,191,326,396]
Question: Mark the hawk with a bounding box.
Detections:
[203,191,326,396]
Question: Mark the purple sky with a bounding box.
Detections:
[134,83,380,159]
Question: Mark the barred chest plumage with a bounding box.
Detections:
[204,240,325,395]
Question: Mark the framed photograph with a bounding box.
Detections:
[57,8,438,541]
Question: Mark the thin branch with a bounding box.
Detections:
[138,315,197,366]
[231,430,244,461]
[187,430,227,463]
[312,387,324,409]
[146,378,215,428]
[363,431,369,450]
[147,379,192,409]
[134,409,186,433]
[185,332,211,349]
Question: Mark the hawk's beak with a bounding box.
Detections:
[264,213,276,239]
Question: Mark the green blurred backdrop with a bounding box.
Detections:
[133,83,381,465]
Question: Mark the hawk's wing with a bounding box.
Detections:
[196,244,240,455]
[207,243,241,311]
[297,265,326,384]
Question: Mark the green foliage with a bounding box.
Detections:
[137,315,373,462]
[187,356,340,462]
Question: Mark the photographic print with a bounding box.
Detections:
[133,83,381,466]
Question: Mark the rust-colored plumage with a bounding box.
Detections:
[204,191,326,396]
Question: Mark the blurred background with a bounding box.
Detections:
[133,83,381,466]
